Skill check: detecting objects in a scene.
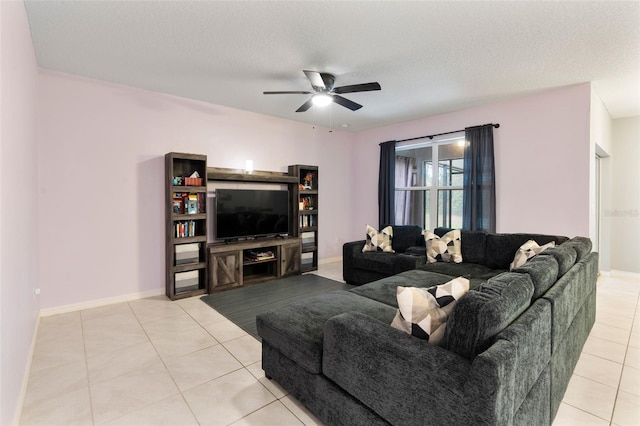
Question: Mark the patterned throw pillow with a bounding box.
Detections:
[362,225,394,253]
[509,240,555,270]
[424,229,463,263]
[391,277,470,345]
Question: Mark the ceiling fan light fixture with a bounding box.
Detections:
[312,93,333,107]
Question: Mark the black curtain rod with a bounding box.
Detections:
[393,123,500,144]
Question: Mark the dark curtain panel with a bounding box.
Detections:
[378,140,396,227]
[463,125,496,232]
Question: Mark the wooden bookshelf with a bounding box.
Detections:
[165,152,208,300]
[289,165,319,272]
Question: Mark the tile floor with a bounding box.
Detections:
[18,261,640,425]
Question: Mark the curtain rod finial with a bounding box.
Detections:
[494,124,500,129]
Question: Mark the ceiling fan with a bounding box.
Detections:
[263,70,381,112]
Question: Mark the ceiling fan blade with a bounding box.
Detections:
[332,95,363,111]
[296,98,314,112]
[303,70,326,91]
[333,82,381,94]
[263,91,312,95]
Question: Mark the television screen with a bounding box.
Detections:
[215,189,289,240]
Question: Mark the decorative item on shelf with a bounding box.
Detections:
[184,171,203,186]
[187,194,198,214]
[303,172,313,189]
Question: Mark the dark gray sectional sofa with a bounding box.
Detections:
[257,232,598,425]
[343,225,570,286]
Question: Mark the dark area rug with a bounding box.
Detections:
[200,274,353,339]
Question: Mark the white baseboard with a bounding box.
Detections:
[39,288,165,317]
[14,315,40,426]
[319,256,342,265]
[611,270,640,279]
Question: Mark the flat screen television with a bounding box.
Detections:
[215,189,289,240]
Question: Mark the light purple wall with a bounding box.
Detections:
[350,84,592,242]
[611,116,640,273]
[0,2,40,424]
[37,71,354,309]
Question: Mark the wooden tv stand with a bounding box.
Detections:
[207,237,302,292]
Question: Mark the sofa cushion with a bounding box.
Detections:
[419,261,504,282]
[542,244,578,277]
[484,233,567,270]
[391,277,470,344]
[563,237,592,261]
[256,291,396,374]
[389,225,423,253]
[362,225,394,253]
[509,240,556,270]
[444,272,534,359]
[425,229,462,263]
[512,255,559,300]
[350,269,454,307]
[435,228,487,265]
[351,252,398,275]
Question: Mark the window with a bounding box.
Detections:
[395,135,465,230]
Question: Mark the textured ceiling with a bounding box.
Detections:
[24,1,640,132]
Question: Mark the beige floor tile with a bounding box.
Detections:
[103,394,199,426]
[230,400,304,426]
[552,402,609,426]
[280,395,324,426]
[129,296,186,324]
[596,311,634,331]
[314,264,345,282]
[612,390,640,426]
[90,365,179,424]
[38,311,82,329]
[87,340,165,384]
[629,331,640,349]
[246,361,288,399]
[625,346,640,369]
[223,335,262,366]
[150,326,218,360]
[182,369,276,425]
[20,386,92,426]
[81,302,133,321]
[175,295,209,310]
[201,318,248,343]
[619,365,640,397]
[183,305,228,325]
[23,360,88,409]
[574,352,623,388]
[30,329,86,375]
[562,374,617,421]
[582,335,628,364]
[589,322,632,346]
[141,312,202,340]
[164,345,243,391]
[83,312,149,359]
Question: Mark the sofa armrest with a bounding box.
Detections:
[342,240,365,283]
[393,253,426,273]
[323,312,471,425]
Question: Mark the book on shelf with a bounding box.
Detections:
[175,220,198,238]
[244,250,275,262]
[173,192,205,215]
[187,194,198,214]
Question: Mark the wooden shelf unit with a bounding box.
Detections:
[289,165,319,272]
[165,152,208,300]
[208,237,301,292]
